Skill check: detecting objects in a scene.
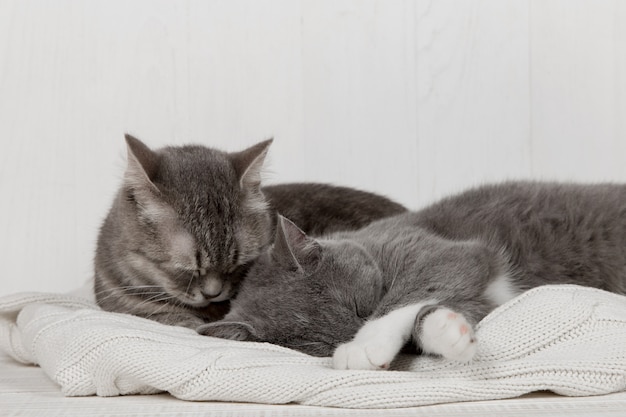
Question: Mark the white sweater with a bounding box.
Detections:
[1,285,625,409]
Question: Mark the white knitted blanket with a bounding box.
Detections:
[1,285,626,408]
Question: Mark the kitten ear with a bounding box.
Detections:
[273,215,303,272]
[273,215,321,272]
[197,321,257,341]
[230,138,273,188]
[124,134,160,189]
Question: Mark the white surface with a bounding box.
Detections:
[2,354,626,417]
[0,2,625,298]
[2,285,626,409]
[3,353,626,417]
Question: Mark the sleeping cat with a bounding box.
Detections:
[199,182,626,370]
[94,134,406,328]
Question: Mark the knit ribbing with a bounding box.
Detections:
[1,285,625,408]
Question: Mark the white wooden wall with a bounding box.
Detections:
[1,0,625,296]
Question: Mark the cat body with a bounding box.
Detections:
[94,135,406,328]
[264,183,408,236]
[201,182,626,369]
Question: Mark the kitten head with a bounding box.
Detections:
[198,216,384,357]
[119,134,273,308]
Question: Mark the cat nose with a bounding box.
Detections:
[202,276,223,298]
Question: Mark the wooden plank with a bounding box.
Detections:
[415,0,531,205]
[530,0,626,181]
[300,0,419,207]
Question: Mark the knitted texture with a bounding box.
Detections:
[1,285,625,408]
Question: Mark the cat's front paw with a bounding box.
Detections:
[148,312,205,329]
[174,316,206,329]
[419,308,476,362]
[332,340,397,370]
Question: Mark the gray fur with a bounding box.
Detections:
[263,183,407,235]
[94,135,406,327]
[202,182,626,357]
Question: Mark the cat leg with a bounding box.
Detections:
[415,305,477,362]
[333,301,437,370]
[141,312,206,329]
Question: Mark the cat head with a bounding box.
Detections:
[119,134,273,308]
[198,216,384,357]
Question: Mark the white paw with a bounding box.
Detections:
[332,340,397,370]
[420,308,476,362]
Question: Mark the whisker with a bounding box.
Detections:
[95,291,167,305]
[94,288,165,298]
[144,299,180,319]
[98,289,167,302]
[184,273,196,297]
[95,271,203,323]
[93,285,163,297]
[134,295,179,312]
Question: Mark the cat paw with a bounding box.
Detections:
[332,340,397,370]
[149,313,205,329]
[174,316,206,329]
[419,308,476,362]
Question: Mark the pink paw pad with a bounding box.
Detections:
[421,308,477,362]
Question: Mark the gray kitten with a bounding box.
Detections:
[94,135,406,328]
[200,182,626,370]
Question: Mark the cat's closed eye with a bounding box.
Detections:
[195,250,204,270]
[231,246,239,268]
[352,298,369,320]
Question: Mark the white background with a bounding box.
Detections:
[0,0,625,296]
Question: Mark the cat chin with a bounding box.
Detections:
[207,290,231,303]
[177,282,233,307]
[180,298,213,308]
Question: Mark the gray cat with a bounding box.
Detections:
[200,182,626,370]
[94,135,406,328]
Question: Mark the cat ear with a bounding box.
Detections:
[197,321,257,341]
[273,215,321,272]
[124,133,160,189]
[230,138,273,189]
[124,134,171,221]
